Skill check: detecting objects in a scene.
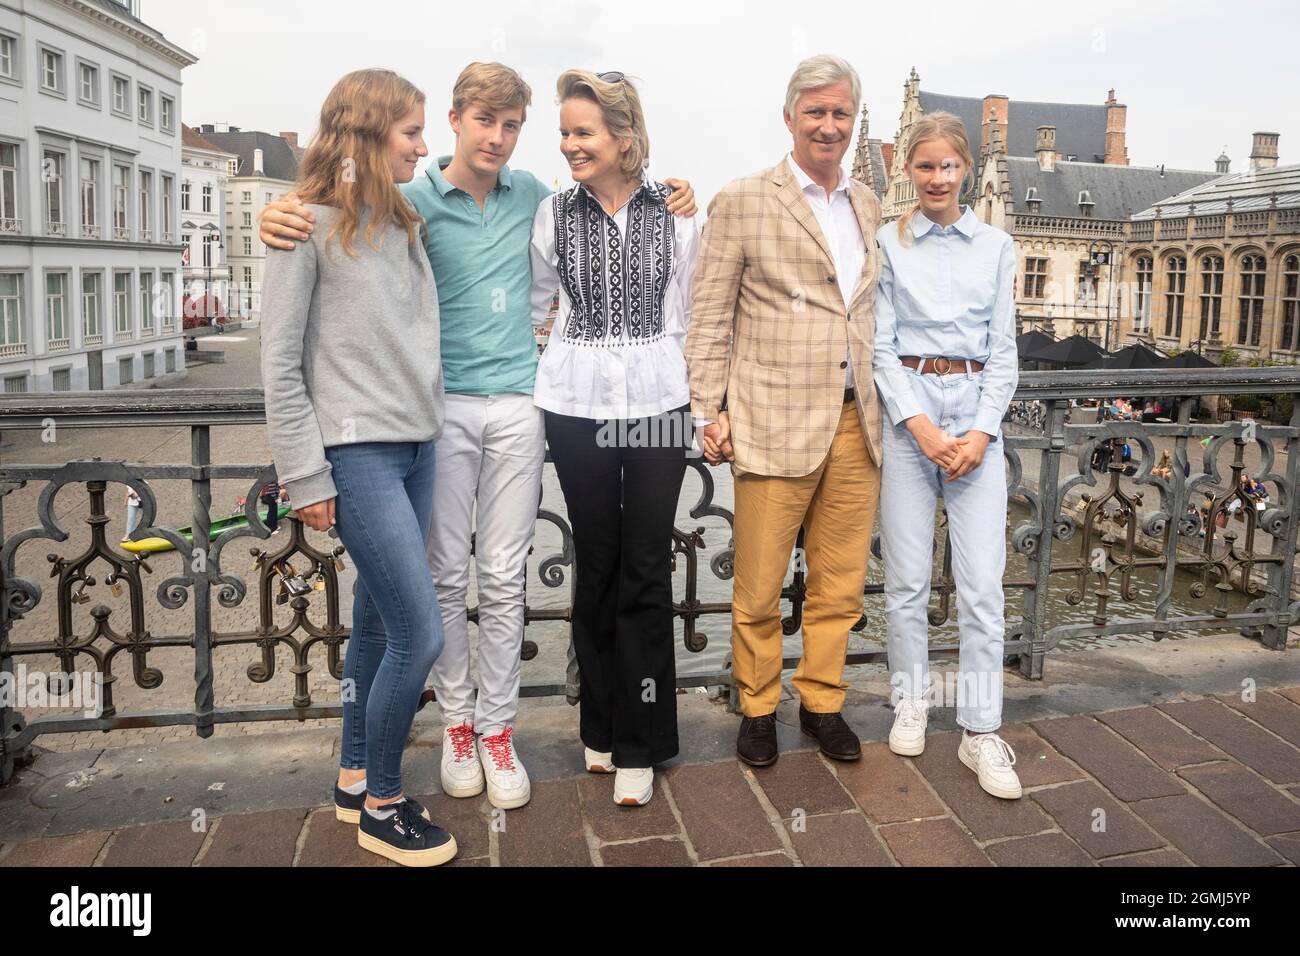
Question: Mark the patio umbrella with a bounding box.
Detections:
[1158,350,1218,369]
[1081,342,1166,370]
[1016,330,1056,358]
[1023,334,1109,367]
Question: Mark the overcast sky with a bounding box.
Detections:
[146,0,1297,205]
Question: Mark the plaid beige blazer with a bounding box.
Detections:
[687,156,884,477]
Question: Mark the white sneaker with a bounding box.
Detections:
[440,722,484,799]
[584,746,615,774]
[958,730,1023,800]
[478,727,531,810]
[613,767,654,806]
[889,696,928,756]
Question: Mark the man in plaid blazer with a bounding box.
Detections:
[687,55,883,767]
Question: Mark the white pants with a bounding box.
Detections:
[880,367,1008,733]
[426,392,545,737]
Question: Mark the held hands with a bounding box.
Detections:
[662,178,697,218]
[292,498,336,533]
[699,410,735,466]
[258,191,314,250]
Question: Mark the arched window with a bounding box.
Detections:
[1237,254,1266,346]
[1164,255,1186,338]
[1280,254,1300,352]
[1198,254,1224,340]
[1134,255,1153,332]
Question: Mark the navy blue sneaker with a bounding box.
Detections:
[357,798,457,867]
[334,783,431,826]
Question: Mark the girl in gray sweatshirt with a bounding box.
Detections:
[258,68,453,867]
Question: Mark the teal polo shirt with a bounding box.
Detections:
[400,157,552,396]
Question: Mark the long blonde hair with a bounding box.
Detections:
[898,111,975,244]
[297,69,425,257]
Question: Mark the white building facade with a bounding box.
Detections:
[180,123,234,327]
[0,0,195,392]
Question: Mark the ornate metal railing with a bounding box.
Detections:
[1,368,1298,784]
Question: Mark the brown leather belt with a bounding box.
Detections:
[901,356,985,375]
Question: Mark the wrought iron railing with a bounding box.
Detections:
[1,368,1298,785]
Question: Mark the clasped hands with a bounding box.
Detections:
[698,412,735,466]
[906,416,990,481]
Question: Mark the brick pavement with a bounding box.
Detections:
[4,686,1298,867]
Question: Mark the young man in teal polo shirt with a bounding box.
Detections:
[260,62,695,812]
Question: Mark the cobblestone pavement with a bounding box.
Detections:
[3,684,1300,867]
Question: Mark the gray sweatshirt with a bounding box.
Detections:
[259,204,444,509]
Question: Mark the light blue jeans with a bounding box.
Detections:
[328,440,444,799]
[880,367,1007,733]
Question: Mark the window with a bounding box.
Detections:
[242,235,252,256]
[201,182,212,213]
[111,74,129,115]
[4,375,28,393]
[40,47,63,94]
[160,95,174,132]
[139,271,153,333]
[242,211,252,228]
[1198,255,1224,339]
[265,192,272,205]
[43,150,64,234]
[180,179,191,211]
[1281,255,1300,352]
[78,61,98,105]
[227,158,238,175]
[0,274,23,348]
[52,367,71,392]
[82,272,102,339]
[79,157,99,237]
[0,143,17,229]
[1023,257,1048,299]
[159,272,174,327]
[1163,255,1187,338]
[1133,256,1153,332]
[137,85,152,125]
[241,190,252,203]
[45,272,68,346]
[1075,260,1097,305]
[165,348,176,373]
[113,272,131,336]
[118,356,133,385]
[202,232,216,267]
[160,175,173,237]
[138,170,152,238]
[182,232,192,266]
[143,351,155,378]
[0,33,15,82]
[112,164,129,237]
[1237,254,1266,346]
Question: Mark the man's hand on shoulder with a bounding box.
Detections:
[258,191,314,251]
[662,178,697,218]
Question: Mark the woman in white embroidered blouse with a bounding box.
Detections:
[529,70,698,808]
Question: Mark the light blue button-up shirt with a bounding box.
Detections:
[872,205,1018,437]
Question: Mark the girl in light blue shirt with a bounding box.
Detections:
[872,111,1023,800]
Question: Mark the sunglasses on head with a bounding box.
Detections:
[596,71,625,83]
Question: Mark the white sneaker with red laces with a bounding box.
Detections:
[478,727,531,810]
[440,722,484,799]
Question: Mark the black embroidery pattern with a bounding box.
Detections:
[553,182,674,345]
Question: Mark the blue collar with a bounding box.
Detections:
[910,205,978,238]
[429,154,513,197]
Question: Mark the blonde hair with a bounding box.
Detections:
[556,69,649,179]
[784,54,860,117]
[452,61,532,120]
[297,68,425,258]
[897,111,975,244]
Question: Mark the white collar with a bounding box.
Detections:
[787,153,848,196]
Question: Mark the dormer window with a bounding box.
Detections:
[1078,190,1095,218]
[1025,186,1041,214]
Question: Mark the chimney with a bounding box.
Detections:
[1036,126,1057,172]
[1215,150,1231,174]
[1104,89,1129,166]
[253,147,264,175]
[1249,132,1279,171]
[980,95,1009,154]
[280,131,299,149]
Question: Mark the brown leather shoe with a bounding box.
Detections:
[736,713,779,767]
[799,705,861,761]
